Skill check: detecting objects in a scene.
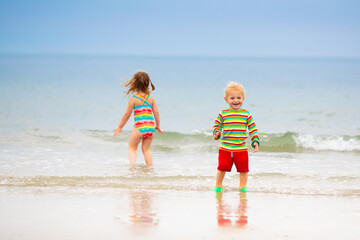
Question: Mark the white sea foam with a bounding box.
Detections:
[295,134,360,152]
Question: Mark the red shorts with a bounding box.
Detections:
[217,149,249,172]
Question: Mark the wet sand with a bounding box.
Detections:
[1,187,360,240]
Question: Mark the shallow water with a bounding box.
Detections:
[1,128,359,197]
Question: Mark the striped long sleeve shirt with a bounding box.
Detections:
[213,108,260,152]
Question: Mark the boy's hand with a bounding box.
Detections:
[113,128,122,136]
[213,131,221,140]
[253,142,259,153]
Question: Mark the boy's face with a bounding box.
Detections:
[225,89,244,111]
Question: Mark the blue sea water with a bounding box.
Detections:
[0,55,360,196]
[1,55,359,134]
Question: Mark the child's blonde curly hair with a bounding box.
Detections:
[224,82,245,98]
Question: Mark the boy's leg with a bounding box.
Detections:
[233,151,249,189]
[128,128,143,164]
[215,150,232,191]
[216,171,226,188]
[239,172,248,189]
[141,136,154,166]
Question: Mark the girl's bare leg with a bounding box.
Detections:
[141,136,154,166]
[216,171,226,188]
[128,128,142,164]
[239,172,248,189]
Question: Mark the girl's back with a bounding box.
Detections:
[132,93,154,107]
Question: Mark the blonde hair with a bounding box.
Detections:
[224,82,245,98]
[122,71,155,95]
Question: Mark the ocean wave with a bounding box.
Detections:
[250,132,360,153]
[1,128,359,153]
[152,131,360,153]
[0,175,214,190]
[143,131,360,153]
[294,134,360,152]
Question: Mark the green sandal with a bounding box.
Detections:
[239,187,250,192]
[213,187,222,192]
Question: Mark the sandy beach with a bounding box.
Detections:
[1,187,359,240]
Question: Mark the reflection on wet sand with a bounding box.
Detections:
[128,166,158,225]
[114,166,159,227]
[128,190,159,226]
[216,192,248,227]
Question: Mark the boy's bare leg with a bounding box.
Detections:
[216,171,226,187]
[239,172,248,189]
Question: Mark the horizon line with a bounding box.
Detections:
[1,52,360,60]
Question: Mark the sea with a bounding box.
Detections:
[1,54,360,197]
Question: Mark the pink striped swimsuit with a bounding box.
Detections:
[133,94,155,139]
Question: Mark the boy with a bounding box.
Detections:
[213,82,260,192]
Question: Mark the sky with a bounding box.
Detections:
[0,0,360,57]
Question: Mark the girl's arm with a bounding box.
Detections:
[152,99,163,134]
[113,99,134,136]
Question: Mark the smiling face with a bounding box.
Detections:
[225,89,244,111]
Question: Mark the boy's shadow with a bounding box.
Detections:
[216,192,248,227]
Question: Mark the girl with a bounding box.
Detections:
[113,71,162,166]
